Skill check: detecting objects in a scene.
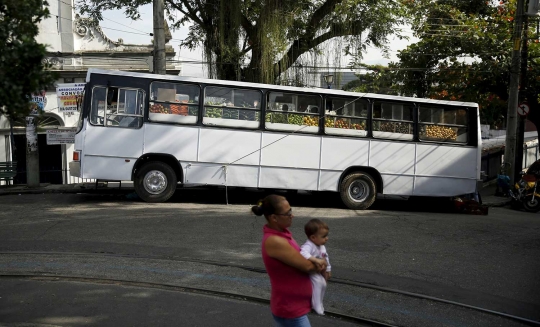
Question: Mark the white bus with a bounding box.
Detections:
[70,69,481,210]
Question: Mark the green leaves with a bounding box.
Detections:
[77,0,408,84]
[375,0,540,128]
[0,0,56,119]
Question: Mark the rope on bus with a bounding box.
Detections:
[221,93,368,205]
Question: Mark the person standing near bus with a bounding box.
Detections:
[252,195,327,327]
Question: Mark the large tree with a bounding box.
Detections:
[0,0,55,120]
[385,0,540,132]
[342,64,399,95]
[77,0,409,84]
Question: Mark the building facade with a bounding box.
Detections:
[0,0,179,185]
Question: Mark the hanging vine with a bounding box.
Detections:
[78,0,409,85]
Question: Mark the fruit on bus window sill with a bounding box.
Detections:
[170,104,188,116]
[302,116,318,126]
[222,108,240,119]
[373,122,412,134]
[205,107,222,118]
[150,103,168,114]
[351,123,365,130]
[421,125,457,141]
[188,107,198,116]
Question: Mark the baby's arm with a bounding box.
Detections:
[300,242,327,271]
[322,246,331,280]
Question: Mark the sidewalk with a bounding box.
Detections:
[0,182,134,196]
[479,180,512,207]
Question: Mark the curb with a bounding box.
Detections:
[0,187,134,197]
[483,200,511,208]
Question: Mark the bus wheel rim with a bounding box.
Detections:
[349,180,369,202]
[143,170,168,195]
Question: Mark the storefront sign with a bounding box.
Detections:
[57,83,85,112]
[46,128,77,144]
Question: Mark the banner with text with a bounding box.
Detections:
[57,83,85,112]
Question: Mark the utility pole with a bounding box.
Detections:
[153,0,166,75]
[515,13,529,179]
[504,0,526,185]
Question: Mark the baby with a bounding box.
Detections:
[300,219,331,315]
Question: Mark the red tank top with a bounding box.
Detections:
[262,225,312,318]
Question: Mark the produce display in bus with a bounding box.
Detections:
[419,107,468,143]
[264,112,319,127]
[202,87,261,128]
[204,106,258,121]
[150,103,168,114]
[373,121,412,134]
[421,125,458,141]
[324,116,368,136]
[324,118,365,129]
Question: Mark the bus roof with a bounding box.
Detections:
[86,68,479,108]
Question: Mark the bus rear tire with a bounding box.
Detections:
[134,161,177,203]
[340,172,377,210]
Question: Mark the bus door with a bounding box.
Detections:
[83,86,145,180]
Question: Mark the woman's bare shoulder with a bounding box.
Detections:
[265,235,289,247]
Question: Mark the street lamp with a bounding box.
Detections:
[324,74,334,89]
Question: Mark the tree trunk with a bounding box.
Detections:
[25,116,39,188]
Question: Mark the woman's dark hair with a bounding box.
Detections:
[251,194,286,217]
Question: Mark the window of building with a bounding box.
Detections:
[266,92,320,133]
[325,97,368,137]
[202,86,262,128]
[419,106,468,143]
[149,82,200,124]
[372,102,414,140]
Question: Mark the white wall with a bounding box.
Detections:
[36,0,62,52]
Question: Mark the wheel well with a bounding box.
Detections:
[339,167,384,194]
[132,154,183,182]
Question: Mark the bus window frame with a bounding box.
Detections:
[88,85,145,129]
[371,100,415,141]
[323,96,369,137]
[202,85,264,130]
[417,105,469,145]
[148,81,202,125]
[265,91,322,134]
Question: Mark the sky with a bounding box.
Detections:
[99,4,417,78]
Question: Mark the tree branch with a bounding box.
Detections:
[165,0,203,26]
[277,20,362,74]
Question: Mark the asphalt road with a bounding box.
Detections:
[0,189,538,327]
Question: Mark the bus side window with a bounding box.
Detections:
[102,87,144,128]
[372,102,414,141]
[266,92,320,133]
[325,97,368,137]
[419,106,468,143]
[202,86,262,129]
[90,87,107,126]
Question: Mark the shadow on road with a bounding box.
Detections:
[154,186,460,214]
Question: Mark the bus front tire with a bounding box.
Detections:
[340,172,377,210]
[134,161,177,203]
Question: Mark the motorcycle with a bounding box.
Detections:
[509,172,540,212]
